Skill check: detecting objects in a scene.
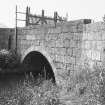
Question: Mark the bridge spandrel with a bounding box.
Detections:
[17,20,86,85]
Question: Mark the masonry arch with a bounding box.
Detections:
[21,46,56,83]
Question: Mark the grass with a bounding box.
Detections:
[0,75,62,105]
[0,65,105,105]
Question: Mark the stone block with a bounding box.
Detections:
[66,48,73,56]
[64,56,76,64]
[61,23,79,33]
[61,25,70,33]
[60,32,73,41]
[48,47,55,54]
[23,39,40,46]
[46,40,56,47]
[72,48,81,57]
[55,55,65,63]
[48,28,55,34]
[86,50,92,59]
[65,32,73,40]
[66,63,74,71]
[63,39,70,47]
[75,40,82,48]
[50,54,56,61]
[86,32,95,40]
[45,34,49,41]
[26,35,41,40]
[91,50,101,60]
[82,32,89,40]
[86,32,94,40]
[96,41,103,51]
[77,23,83,32]
[102,31,105,40]
[53,27,62,34]
[23,29,33,35]
[56,68,67,80]
[85,22,105,33]
[85,23,94,32]
[17,29,24,35]
[94,31,102,41]
[85,41,91,50]
[102,32,105,41]
[54,47,67,55]
[55,62,66,69]
[70,40,76,48]
[71,25,78,33]
[91,41,98,50]
[18,35,26,40]
[34,40,41,46]
[96,31,103,41]
[75,57,81,65]
[47,33,59,40]
[30,28,43,35]
[56,39,64,47]
[73,32,82,41]
[20,44,29,50]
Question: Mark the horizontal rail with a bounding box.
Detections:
[28,14,66,21]
[28,14,54,20]
[16,12,26,14]
[16,19,26,21]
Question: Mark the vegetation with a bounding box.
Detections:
[0,64,105,105]
[0,49,20,70]
[0,76,62,105]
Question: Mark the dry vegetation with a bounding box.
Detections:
[0,49,20,70]
[0,64,105,105]
[0,76,62,105]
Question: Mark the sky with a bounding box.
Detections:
[0,0,105,27]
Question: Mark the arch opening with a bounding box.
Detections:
[22,51,56,83]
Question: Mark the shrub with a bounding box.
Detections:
[62,65,103,105]
[1,63,105,105]
[90,65,105,105]
[0,77,62,105]
[0,49,20,70]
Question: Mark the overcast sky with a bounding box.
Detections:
[0,0,105,27]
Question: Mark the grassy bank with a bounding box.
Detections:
[0,65,105,105]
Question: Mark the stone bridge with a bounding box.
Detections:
[0,19,105,85]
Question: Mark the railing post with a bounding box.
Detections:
[8,35,11,50]
[54,12,57,27]
[26,6,29,26]
[15,5,18,52]
[41,10,44,24]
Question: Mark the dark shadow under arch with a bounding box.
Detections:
[22,51,56,83]
[0,51,56,92]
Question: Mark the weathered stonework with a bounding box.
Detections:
[1,19,105,86]
[16,20,84,85]
[0,28,14,50]
[82,22,105,69]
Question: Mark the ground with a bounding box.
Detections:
[0,65,104,105]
